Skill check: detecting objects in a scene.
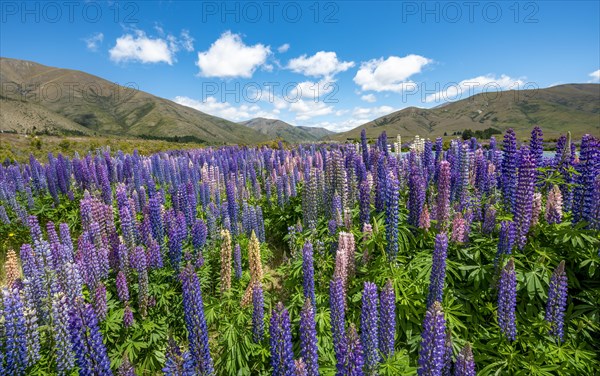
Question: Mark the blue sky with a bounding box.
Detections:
[1,1,599,131]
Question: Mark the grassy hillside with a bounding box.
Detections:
[0,57,266,144]
[332,84,600,141]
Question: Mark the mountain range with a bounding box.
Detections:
[239,118,334,143]
[1,58,598,145]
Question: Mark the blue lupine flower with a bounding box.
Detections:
[302,241,316,306]
[418,301,446,376]
[498,259,517,341]
[360,282,380,374]
[379,280,396,359]
[545,260,568,341]
[299,299,319,376]
[270,302,296,376]
[427,233,448,308]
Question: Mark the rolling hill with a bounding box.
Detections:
[240,117,335,143]
[332,84,600,141]
[0,57,267,144]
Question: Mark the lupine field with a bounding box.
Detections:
[1,127,599,376]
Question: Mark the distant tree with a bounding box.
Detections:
[462,129,474,140]
[444,132,448,136]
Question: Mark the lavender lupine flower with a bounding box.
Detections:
[51,293,75,375]
[22,294,41,367]
[130,246,149,317]
[0,205,10,224]
[346,325,365,376]
[453,344,475,376]
[437,161,451,230]
[94,282,108,321]
[501,129,518,209]
[168,213,187,268]
[545,261,568,342]
[123,303,134,328]
[252,282,265,343]
[385,173,400,260]
[514,147,536,249]
[149,196,164,244]
[330,277,347,376]
[427,233,449,308]
[299,299,319,376]
[233,243,242,280]
[302,241,316,306]
[379,280,396,359]
[270,302,296,376]
[530,192,542,227]
[180,264,214,375]
[546,185,563,224]
[498,259,517,341]
[295,359,308,376]
[450,213,468,243]
[2,288,28,375]
[360,282,380,374]
[116,271,129,302]
[418,301,446,376]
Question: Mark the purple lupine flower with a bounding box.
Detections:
[233,243,242,280]
[453,344,475,376]
[146,239,163,269]
[2,288,28,375]
[252,282,265,343]
[149,196,164,244]
[427,233,448,308]
[270,302,296,376]
[180,264,214,375]
[545,260,568,342]
[379,280,396,359]
[359,180,371,227]
[418,301,446,376]
[481,205,496,235]
[530,127,544,181]
[299,299,319,376]
[118,357,136,376]
[495,221,516,268]
[116,271,129,302]
[68,300,112,375]
[501,128,518,209]
[385,172,400,260]
[168,212,187,268]
[330,277,347,376]
[163,338,195,376]
[346,325,365,376]
[573,135,600,225]
[408,165,426,228]
[295,359,308,376]
[130,246,149,317]
[192,219,208,251]
[514,146,536,249]
[51,293,75,374]
[437,161,451,230]
[123,303,134,328]
[360,282,380,374]
[442,331,453,376]
[302,241,316,306]
[498,259,517,341]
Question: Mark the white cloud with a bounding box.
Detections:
[289,100,335,121]
[196,31,271,78]
[109,30,193,64]
[589,69,600,83]
[307,105,397,132]
[361,93,376,103]
[277,43,290,53]
[354,55,431,92]
[288,51,354,78]
[174,95,277,122]
[425,74,525,103]
[85,32,104,51]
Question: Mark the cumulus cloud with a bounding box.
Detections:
[354,55,431,92]
[589,69,600,83]
[424,74,525,103]
[85,32,104,51]
[196,31,271,78]
[109,30,193,64]
[298,105,396,132]
[361,93,376,103]
[288,99,335,121]
[174,95,277,122]
[288,51,354,78]
[277,43,290,53]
